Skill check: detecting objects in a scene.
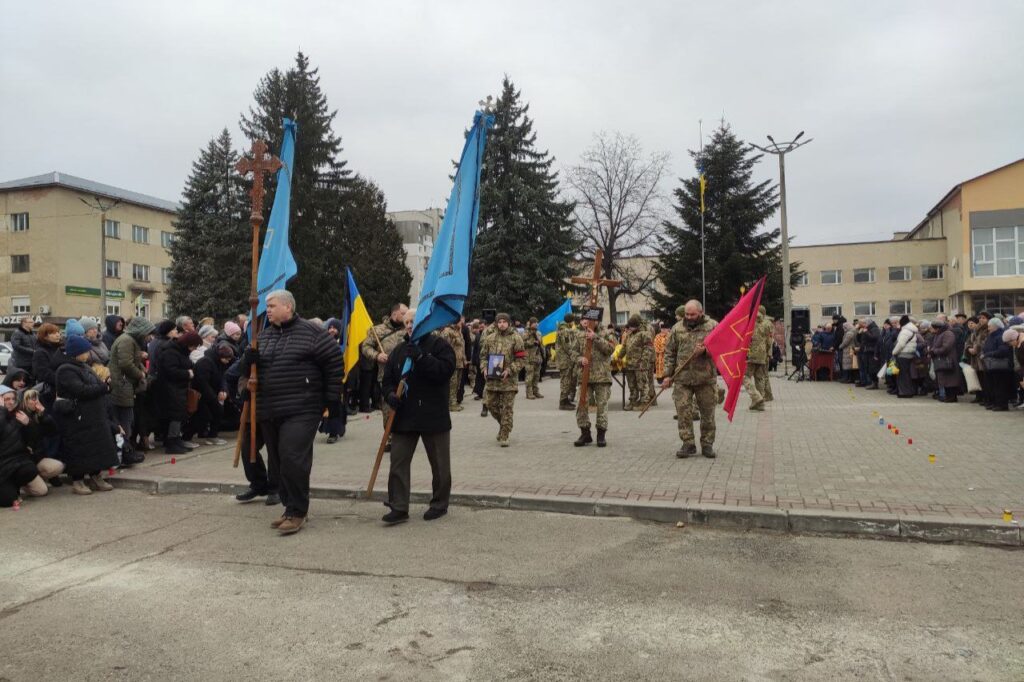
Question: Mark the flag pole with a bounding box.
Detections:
[699,119,706,310]
[636,346,701,418]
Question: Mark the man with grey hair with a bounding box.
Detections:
[175,315,195,334]
[662,299,719,458]
[240,289,345,535]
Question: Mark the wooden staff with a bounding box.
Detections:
[366,379,405,498]
[637,346,703,418]
[234,140,282,464]
[232,400,249,468]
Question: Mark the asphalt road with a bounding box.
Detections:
[2,490,1022,681]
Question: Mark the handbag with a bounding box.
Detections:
[186,388,202,414]
[961,362,982,393]
[983,356,1012,372]
[932,355,956,371]
[886,359,899,376]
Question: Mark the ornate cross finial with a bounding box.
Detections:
[235,139,283,223]
[477,95,495,114]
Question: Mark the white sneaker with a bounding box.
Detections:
[182,440,201,449]
[205,438,227,446]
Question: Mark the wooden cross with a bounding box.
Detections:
[231,138,282,466]
[570,249,622,409]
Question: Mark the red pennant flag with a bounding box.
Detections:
[703,277,767,422]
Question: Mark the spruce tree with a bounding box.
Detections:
[652,122,798,321]
[338,176,412,320]
[168,128,249,320]
[466,77,577,321]
[239,51,353,318]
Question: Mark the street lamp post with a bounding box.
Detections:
[749,132,812,370]
[80,197,121,320]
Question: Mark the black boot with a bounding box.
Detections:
[596,429,606,447]
[164,438,189,455]
[574,428,593,447]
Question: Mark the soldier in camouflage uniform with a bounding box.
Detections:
[479,313,525,446]
[641,323,658,406]
[758,308,775,401]
[574,317,616,447]
[360,304,409,448]
[522,317,544,399]
[555,314,580,410]
[441,319,466,412]
[622,315,653,410]
[743,305,771,411]
[662,300,719,458]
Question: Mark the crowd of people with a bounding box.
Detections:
[805,311,1024,411]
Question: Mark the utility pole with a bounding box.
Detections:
[80,196,121,319]
[749,132,812,369]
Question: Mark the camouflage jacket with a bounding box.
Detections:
[522,329,543,365]
[622,328,653,370]
[359,321,407,379]
[480,327,525,392]
[554,323,580,370]
[441,326,466,368]
[577,328,617,385]
[747,315,772,365]
[664,316,718,385]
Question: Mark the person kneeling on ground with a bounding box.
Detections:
[380,308,456,525]
[0,386,52,506]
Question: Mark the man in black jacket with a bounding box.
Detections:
[241,290,345,535]
[380,307,456,525]
[8,316,37,374]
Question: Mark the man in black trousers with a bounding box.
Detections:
[380,307,456,525]
[225,356,279,506]
[241,290,345,536]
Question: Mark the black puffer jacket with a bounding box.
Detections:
[53,358,118,477]
[155,341,193,421]
[32,340,64,394]
[381,332,456,434]
[241,315,345,421]
[193,344,231,406]
[0,410,33,486]
[9,326,37,372]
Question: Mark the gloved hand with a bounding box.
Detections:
[243,347,259,365]
[385,392,402,410]
[326,401,341,419]
[238,387,250,403]
[406,342,423,361]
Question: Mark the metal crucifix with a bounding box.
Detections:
[570,249,622,410]
[232,139,282,466]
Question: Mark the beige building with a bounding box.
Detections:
[570,255,663,327]
[792,157,1024,324]
[387,208,443,305]
[0,172,178,334]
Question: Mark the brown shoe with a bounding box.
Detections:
[277,516,306,535]
[271,515,289,529]
[88,475,114,492]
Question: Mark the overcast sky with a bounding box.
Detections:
[2,0,1022,245]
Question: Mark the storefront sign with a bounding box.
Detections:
[0,315,43,325]
[65,286,125,299]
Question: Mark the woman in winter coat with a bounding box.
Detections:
[188,342,234,446]
[2,368,30,393]
[17,389,63,485]
[0,386,50,506]
[927,318,960,402]
[31,323,64,406]
[890,316,919,398]
[980,318,1013,411]
[156,331,201,454]
[838,323,856,382]
[967,312,992,404]
[53,335,119,495]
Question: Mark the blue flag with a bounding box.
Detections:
[409,110,494,345]
[538,298,573,346]
[256,118,298,317]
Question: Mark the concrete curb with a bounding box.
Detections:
[108,475,1023,548]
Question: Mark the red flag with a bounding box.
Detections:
[704,277,767,422]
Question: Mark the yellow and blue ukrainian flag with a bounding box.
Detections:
[342,267,373,382]
[537,298,573,346]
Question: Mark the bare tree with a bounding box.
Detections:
[566,131,670,323]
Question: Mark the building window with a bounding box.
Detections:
[104,219,120,239]
[105,301,121,316]
[795,272,808,287]
[820,270,841,285]
[161,267,171,284]
[854,302,876,316]
[852,268,875,283]
[10,213,29,232]
[10,254,30,273]
[12,296,30,315]
[132,264,150,281]
[888,266,911,282]
[821,304,842,318]
[972,293,1024,316]
[889,300,911,315]
[921,299,945,314]
[135,299,150,319]
[921,264,944,280]
[162,302,171,318]
[161,231,175,248]
[615,311,628,326]
[132,225,150,244]
[971,225,1024,277]
[105,260,120,278]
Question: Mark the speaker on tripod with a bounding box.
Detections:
[791,308,810,336]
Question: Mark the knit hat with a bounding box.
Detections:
[66,335,92,357]
[988,317,1005,330]
[495,312,512,323]
[125,316,156,338]
[216,342,237,359]
[199,324,217,340]
[156,319,176,337]
[177,331,202,349]
[224,321,242,337]
[675,305,687,318]
[0,386,14,397]
[563,313,575,324]
[80,318,100,333]
[65,319,85,338]
[1003,329,1020,344]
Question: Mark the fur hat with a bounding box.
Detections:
[65,335,92,357]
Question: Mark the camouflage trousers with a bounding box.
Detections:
[761,364,773,401]
[576,383,610,430]
[625,369,645,406]
[484,388,516,440]
[449,368,463,407]
[744,363,769,405]
[673,382,716,446]
[466,364,478,393]
[558,366,578,403]
[525,363,542,398]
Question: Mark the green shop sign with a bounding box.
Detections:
[65,286,125,299]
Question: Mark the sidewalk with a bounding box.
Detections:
[112,374,1024,546]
